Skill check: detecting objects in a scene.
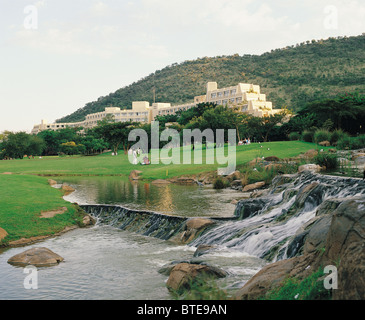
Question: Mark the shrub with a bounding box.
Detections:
[330,129,348,146]
[336,136,353,150]
[289,132,301,141]
[263,268,332,300]
[352,134,365,149]
[314,152,338,169]
[314,129,331,144]
[301,130,314,143]
[213,177,226,189]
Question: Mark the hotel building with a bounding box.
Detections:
[31,82,282,134]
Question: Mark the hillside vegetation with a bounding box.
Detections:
[57,34,365,124]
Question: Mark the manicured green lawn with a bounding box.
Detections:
[0,141,329,245]
[0,174,83,245]
[0,141,327,180]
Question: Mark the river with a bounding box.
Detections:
[0,177,265,300]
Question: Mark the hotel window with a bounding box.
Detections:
[229,98,235,103]
[224,90,229,97]
[211,93,217,99]
[222,100,228,105]
[217,100,222,105]
[230,89,237,95]
[236,97,242,103]
[217,92,223,97]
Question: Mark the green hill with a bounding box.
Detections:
[57,34,365,124]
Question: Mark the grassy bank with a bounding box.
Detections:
[0,174,85,246]
[0,141,329,180]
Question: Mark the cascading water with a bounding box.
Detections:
[190,171,365,262]
[81,171,365,264]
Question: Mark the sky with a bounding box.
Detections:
[0,0,364,133]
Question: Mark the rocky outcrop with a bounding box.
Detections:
[235,197,365,300]
[180,218,216,244]
[242,181,265,192]
[61,183,75,195]
[166,262,227,293]
[7,247,64,267]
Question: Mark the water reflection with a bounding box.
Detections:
[56,176,244,218]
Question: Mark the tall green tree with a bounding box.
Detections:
[94,121,138,154]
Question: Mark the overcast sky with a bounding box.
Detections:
[0,0,364,133]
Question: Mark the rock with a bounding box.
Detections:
[321,198,365,300]
[7,247,64,267]
[264,163,283,171]
[298,164,322,173]
[226,171,242,181]
[351,152,365,161]
[129,170,142,180]
[319,141,331,147]
[354,156,365,166]
[248,157,263,167]
[236,197,365,300]
[48,179,57,186]
[172,177,197,185]
[166,263,227,293]
[61,183,75,194]
[180,218,215,244]
[151,179,171,185]
[0,227,8,241]
[264,156,280,162]
[82,214,96,227]
[193,244,216,257]
[235,258,298,300]
[302,149,318,159]
[231,180,242,187]
[242,181,265,192]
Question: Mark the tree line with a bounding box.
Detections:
[1,91,364,160]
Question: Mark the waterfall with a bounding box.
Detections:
[81,172,365,263]
[81,205,188,240]
[190,171,365,262]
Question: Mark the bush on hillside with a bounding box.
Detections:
[314,152,338,169]
[289,132,301,141]
[301,130,314,143]
[314,130,331,144]
[330,129,348,146]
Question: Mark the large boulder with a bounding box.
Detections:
[61,183,75,194]
[179,218,215,244]
[242,181,265,192]
[319,141,331,147]
[7,247,64,267]
[235,197,365,300]
[166,263,227,293]
[321,198,365,300]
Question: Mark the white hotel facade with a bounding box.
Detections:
[31,82,282,134]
